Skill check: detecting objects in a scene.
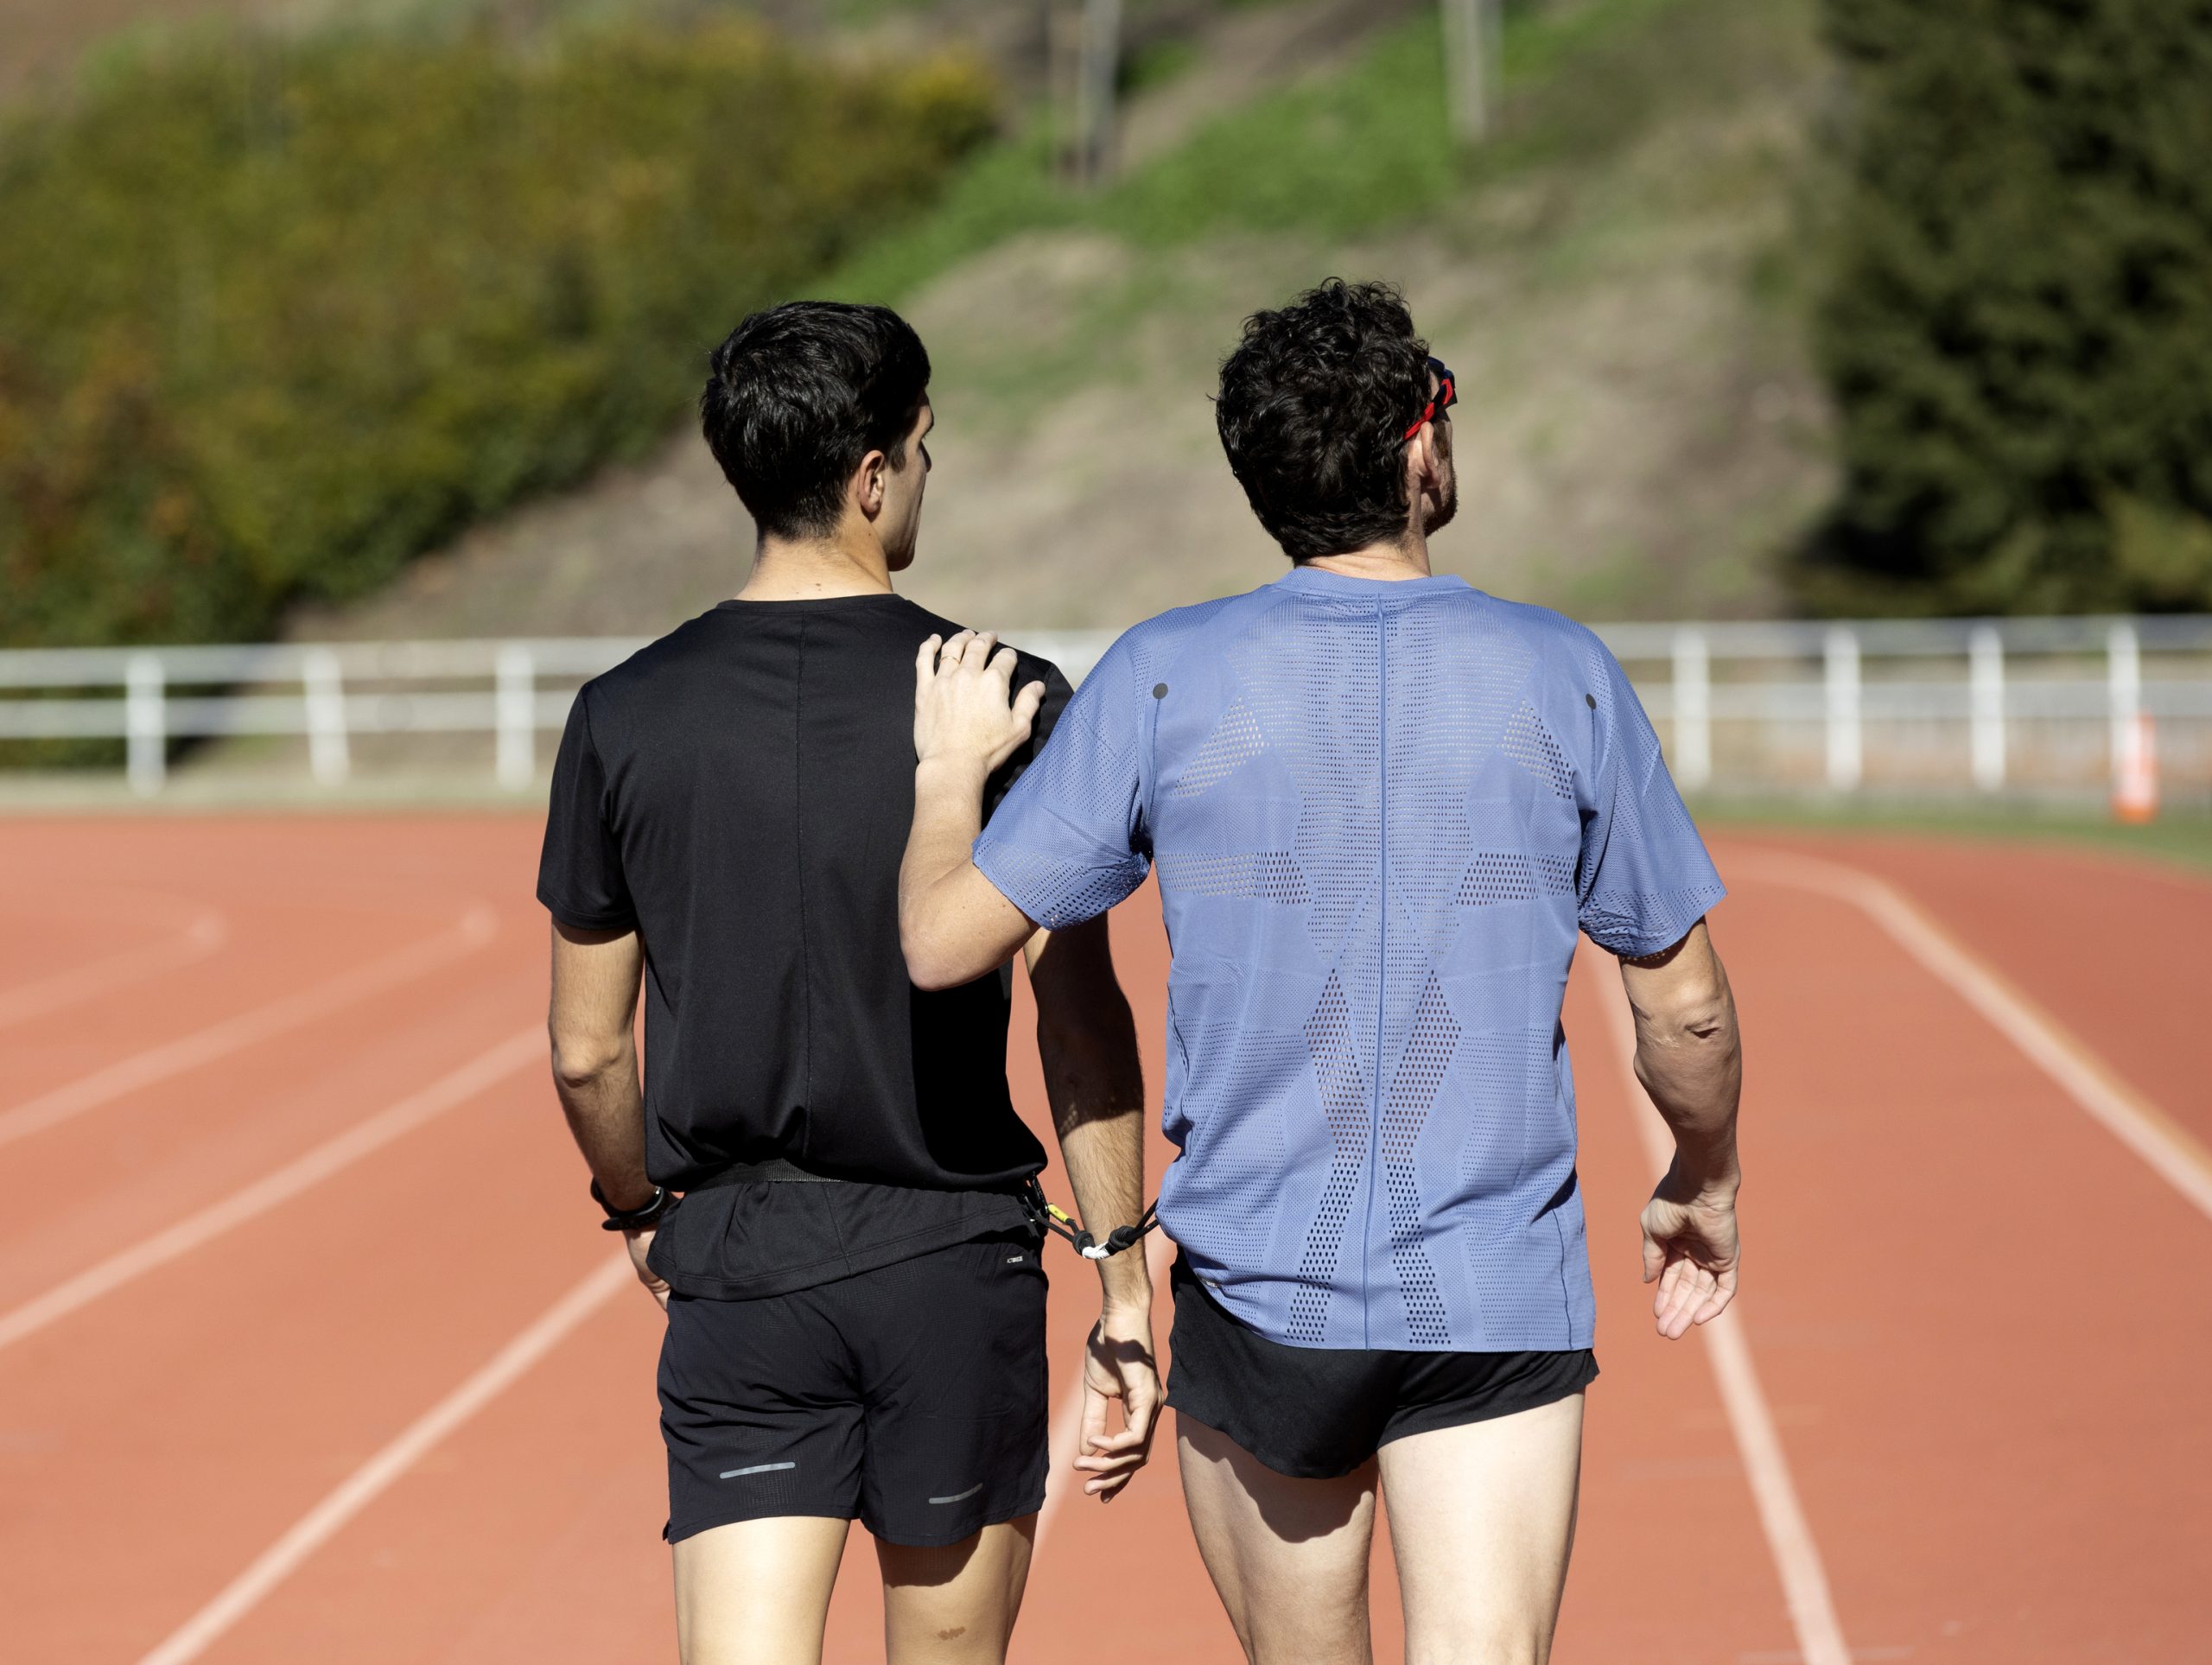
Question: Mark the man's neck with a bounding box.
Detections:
[734,531,894,601]
[1300,528,1432,582]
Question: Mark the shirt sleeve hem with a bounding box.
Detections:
[1580,879,1727,960]
[971,835,1140,932]
[537,885,639,934]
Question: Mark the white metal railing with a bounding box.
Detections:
[2,619,2209,800]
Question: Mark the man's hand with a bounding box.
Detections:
[913,631,1046,773]
[1071,1302,1161,1501]
[623,1222,671,1312]
[1640,1165,1738,1338]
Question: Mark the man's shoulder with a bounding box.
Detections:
[1451,591,1618,681]
[580,607,734,699]
[1096,588,1274,680]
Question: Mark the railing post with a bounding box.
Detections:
[1671,627,1712,790]
[303,647,350,787]
[1824,626,1862,791]
[125,652,166,798]
[2107,621,2140,796]
[1969,625,2005,791]
[496,644,536,791]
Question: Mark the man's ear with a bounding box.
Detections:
[855,448,888,523]
[1406,427,1437,500]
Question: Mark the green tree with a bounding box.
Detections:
[1803,0,2212,614]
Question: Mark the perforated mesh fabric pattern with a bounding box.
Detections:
[1171,698,1268,798]
[1501,702,1575,798]
[1155,851,1309,903]
[979,567,1723,1350]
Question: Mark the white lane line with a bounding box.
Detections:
[0,908,229,1031]
[134,1253,632,1665]
[0,1027,542,1355]
[1591,950,1853,1665]
[0,906,499,1153]
[1732,848,2212,1226]
[1033,1229,1173,1553]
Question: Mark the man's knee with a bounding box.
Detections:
[1404,1621,1551,1665]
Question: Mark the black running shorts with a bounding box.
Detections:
[659,1230,1049,1547]
[1166,1255,1598,1479]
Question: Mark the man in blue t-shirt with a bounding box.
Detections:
[899,281,1745,1663]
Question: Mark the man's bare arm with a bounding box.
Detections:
[900,632,1046,990]
[1027,918,1160,1500]
[548,919,667,1306]
[1618,918,1741,1338]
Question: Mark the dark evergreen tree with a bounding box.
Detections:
[1803,0,2212,613]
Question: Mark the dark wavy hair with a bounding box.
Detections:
[1214,280,1433,562]
[700,301,931,540]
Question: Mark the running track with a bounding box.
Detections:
[1,816,2207,1662]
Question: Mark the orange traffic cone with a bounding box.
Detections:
[2113,713,2158,824]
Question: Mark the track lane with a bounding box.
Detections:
[1732,832,2212,1148]
[1705,865,2212,1662]
[0,890,227,1031]
[0,1070,603,1661]
[0,820,547,1310]
[0,819,538,1155]
[10,819,2208,1662]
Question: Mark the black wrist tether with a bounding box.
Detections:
[1021,1180,1160,1261]
[592,1179,673,1231]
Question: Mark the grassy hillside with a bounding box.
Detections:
[294,0,1839,645]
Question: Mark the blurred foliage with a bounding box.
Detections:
[1802,0,2212,615]
[0,20,995,646]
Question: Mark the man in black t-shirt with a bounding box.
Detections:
[539,302,1160,1664]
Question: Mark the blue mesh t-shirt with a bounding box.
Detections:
[973,565,1726,1351]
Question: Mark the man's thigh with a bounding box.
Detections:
[1376,1391,1586,1665]
[877,1516,1038,1665]
[1177,1414,1380,1665]
[673,1516,852,1665]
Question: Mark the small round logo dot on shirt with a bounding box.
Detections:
[1153,683,1169,700]
[1585,693,1597,709]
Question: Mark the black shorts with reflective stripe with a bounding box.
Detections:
[658,1228,1048,1547]
[1166,1255,1597,1479]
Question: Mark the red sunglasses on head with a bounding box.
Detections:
[1402,357,1458,441]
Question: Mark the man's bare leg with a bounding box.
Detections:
[673,1516,850,1665]
[1376,1394,1585,1665]
[878,1516,1037,1664]
[1177,1415,1379,1665]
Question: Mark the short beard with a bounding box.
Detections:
[1422,478,1459,537]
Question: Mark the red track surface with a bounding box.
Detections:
[1,816,2207,1662]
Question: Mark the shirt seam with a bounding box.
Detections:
[576,684,638,925]
[794,615,814,1142]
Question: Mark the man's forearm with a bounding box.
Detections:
[1620,923,1742,1192]
[1031,923,1150,1312]
[1637,1053,1738,1183]
[1048,1040,1150,1311]
[552,1040,652,1211]
[1631,1001,1741,1191]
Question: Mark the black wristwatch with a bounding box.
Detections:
[591,1179,674,1232]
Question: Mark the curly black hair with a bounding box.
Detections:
[700,301,930,541]
[1214,280,1433,562]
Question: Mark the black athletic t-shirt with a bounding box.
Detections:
[537,595,1071,1300]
